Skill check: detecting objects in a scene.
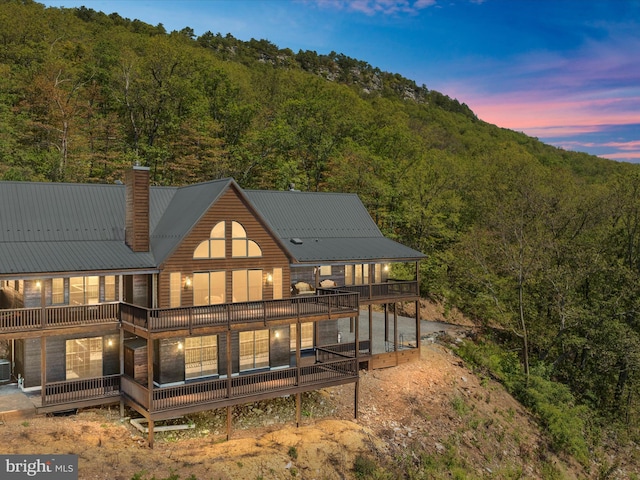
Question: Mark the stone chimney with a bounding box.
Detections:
[125,166,150,252]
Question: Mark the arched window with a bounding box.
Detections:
[194,222,225,259]
[231,221,262,258]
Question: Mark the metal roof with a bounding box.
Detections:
[246,190,425,263]
[0,178,424,275]
[0,181,170,275]
[0,241,156,275]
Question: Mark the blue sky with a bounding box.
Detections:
[41,0,640,163]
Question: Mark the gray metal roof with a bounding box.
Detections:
[246,190,425,263]
[0,181,171,275]
[0,178,424,276]
[0,241,156,275]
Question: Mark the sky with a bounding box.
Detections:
[41,0,640,163]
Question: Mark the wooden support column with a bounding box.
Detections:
[384,304,389,343]
[40,282,46,405]
[226,331,232,441]
[416,299,421,351]
[295,318,301,427]
[147,420,154,449]
[40,336,46,406]
[355,312,360,362]
[120,327,125,418]
[147,338,154,448]
[354,380,359,420]
[415,261,421,351]
[368,305,373,356]
[394,303,399,353]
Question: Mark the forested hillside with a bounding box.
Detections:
[3,0,640,460]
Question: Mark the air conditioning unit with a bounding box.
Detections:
[0,359,11,382]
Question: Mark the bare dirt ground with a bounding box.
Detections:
[0,302,620,479]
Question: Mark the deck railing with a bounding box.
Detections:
[0,303,119,333]
[120,357,358,413]
[43,374,120,406]
[325,280,418,301]
[121,292,359,333]
[0,281,415,334]
[315,341,371,362]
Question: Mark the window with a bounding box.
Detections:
[272,268,282,300]
[104,276,116,301]
[319,265,332,276]
[345,264,369,285]
[239,330,269,371]
[169,272,181,308]
[290,322,314,350]
[185,335,218,379]
[69,276,99,305]
[374,264,382,284]
[52,278,64,305]
[66,337,103,379]
[194,222,225,259]
[193,271,225,306]
[231,221,262,258]
[232,270,262,302]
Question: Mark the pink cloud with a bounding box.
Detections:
[456,91,640,137]
[600,152,640,161]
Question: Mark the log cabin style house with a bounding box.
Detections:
[0,167,424,445]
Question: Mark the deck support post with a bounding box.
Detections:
[416,299,421,351]
[355,313,360,363]
[354,379,359,419]
[394,303,398,353]
[296,392,301,427]
[120,327,125,418]
[40,282,46,405]
[147,419,154,449]
[226,331,232,441]
[40,336,46,406]
[368,306,373,356]
[147,338,153,414]
[384,304,389,344]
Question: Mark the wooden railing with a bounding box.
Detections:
[120,357,358,413]
[316,341,371,362]
[325,281,418,301]
[0,303,119,333]
[121,292,359,333]
[43,375,120,406]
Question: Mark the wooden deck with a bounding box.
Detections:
[0,282,419,338]
[0,303,119,339]
[120,292,360,336]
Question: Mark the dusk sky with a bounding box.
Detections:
[42,0,640,163]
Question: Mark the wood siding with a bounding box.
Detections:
[154,338,185,385]
[158,187,291,309]
[124,339,148,385]
[15,338,40,388]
